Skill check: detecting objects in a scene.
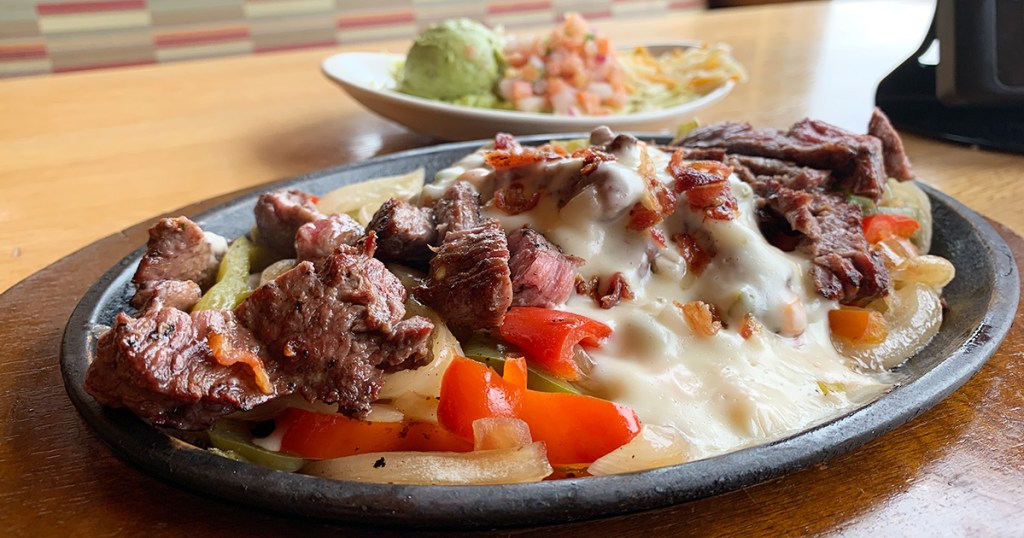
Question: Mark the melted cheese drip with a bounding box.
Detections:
[433,142,892,460]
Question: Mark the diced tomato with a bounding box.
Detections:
[438,356,641,465]
[276,408,471,459]
[862,214,920,243]
[499,306,612,381]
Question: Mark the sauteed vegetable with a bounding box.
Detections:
[85,112,953,484]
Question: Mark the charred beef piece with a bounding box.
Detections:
[729,159,890,303]
[295,213,364,263]
[84,305,275,430]
[433,181,482,242]
[235,245,434,417]
[677,118,888,199]
[132,280,202,312]
[366,198,437,264]
[255,190,325,257]
[130,217,218,310]
[414,219,512,331]
[507,227,580,308]
[868,107,913,181]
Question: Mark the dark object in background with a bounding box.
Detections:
[876,0,1024,154]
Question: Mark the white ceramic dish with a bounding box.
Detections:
[321,44,735,141]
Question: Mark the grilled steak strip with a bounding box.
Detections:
[235,244,434,417]
[255,190,325,257]
[507,227,580,308]
[295,213,364,263]
[433,181,483,242]
[366,198,437,264]
[130,216,219,311]
[84,305,275,430]
[414,219,513,331]
[677,116,889,200]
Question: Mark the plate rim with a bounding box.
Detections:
[60,134,1020,529]
[319,47,736,125]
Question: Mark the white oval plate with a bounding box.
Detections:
[321,44,735,141]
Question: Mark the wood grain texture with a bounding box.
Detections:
[2,0,1024,535]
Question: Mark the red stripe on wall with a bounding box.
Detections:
[253,40,337,54]
[487,1,552,15]
[37,0,147,16]
[154,28,251,48]
[336,12,415,30]
[557,9,611,21]
[53,58,155,73]
[0,45,48,61]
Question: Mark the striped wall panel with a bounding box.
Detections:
[0,0,706,77]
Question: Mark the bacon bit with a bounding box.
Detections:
[492,182,542,215]
[598,272,634,309]
[572,147,616,176]
[574,274,598,296]
[649,228,667,249]
[208,332,273,395]
[689,160,733,179]
[493,132,521,151]
[740,313,761,340]
[627,148,677,231]
[667,150,738,221]
[485,150,550,169]
[575,273,634,309]
[676,300,722,337]
[671,232,715,276]
[538,143,570,157]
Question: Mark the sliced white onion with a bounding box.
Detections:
[377,301,461,400]
[259,258,296,287]
[302,442,553,485]
[892,254,955,290]
[389,392,440,424]
[316,168,425,226]
[472,418,533,451]
[587,425,689,476]
[833,282,943,370]
[363,403,405,423]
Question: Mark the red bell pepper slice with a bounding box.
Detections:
[862,214,919,243]
[436,355,523,440]
[438,356,641,465]
[277,408,471,459]
[498,306,612,381]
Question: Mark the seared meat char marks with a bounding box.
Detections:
[130,216,219,311]
[84,305,274,430]
[295,213,364,263]
[678,111,898,201]
[414,219,513,331]
[236,244,434,417]
[674,111,909,303]
[433,181,483,240]
[87,223,435,427]
[255,190,325,257]
[367,198,437,265]
[868,108,913,181]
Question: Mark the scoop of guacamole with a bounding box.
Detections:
[399,19,503,104]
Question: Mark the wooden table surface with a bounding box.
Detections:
[2,0,1022,535]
